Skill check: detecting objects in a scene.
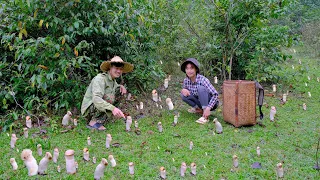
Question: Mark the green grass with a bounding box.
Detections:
[1,46,320,179]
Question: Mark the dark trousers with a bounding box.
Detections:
[181,85,219,111]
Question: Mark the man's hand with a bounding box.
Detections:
[119,85,127,95]
[203,107,211,119]
[181,88,190,97]
[112,107,125,118]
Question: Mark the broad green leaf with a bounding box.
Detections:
[12,112,18,120]
[74,21,79,29]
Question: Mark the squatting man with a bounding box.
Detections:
[81,56,134,130]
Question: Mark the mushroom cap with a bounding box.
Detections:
[233,155,238,159]
[181,162,186,167]
[108,155,114,160]
[101,158,108,165]
[21,149,33,160]
[190,162,196,167]
[83,148,89,152]
[46,152,53,159]
[158,122,162,125]
[37,144,42,148]
[10,158,15,163]
[277,163,282,168]
[152,89,157,94]
[54,147,59,152]
[127,116,132,121]
[213,118,217,123]
[129,162,134,166]
[65,149,75,156]
[106,134,112,138]
[160,166,165,171]
[165,98,171,103]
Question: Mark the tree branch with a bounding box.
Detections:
[8,86,41,129]
[185,20,201,40]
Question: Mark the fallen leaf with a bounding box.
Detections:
[135,113,145,120]
[140,141,147,147]
[41,135,49,140]
[135,128,141,135]
[257,121,266,128]
[265,94,275,97]
[231,144,240,149]
[172,133,181,137]
[60,130,69,133]
[251,162,262,169]
[112,143,121,147]
[40,129,47,134]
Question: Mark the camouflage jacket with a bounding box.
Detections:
[81,72,120,115]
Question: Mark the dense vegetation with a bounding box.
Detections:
[0,0,319,117]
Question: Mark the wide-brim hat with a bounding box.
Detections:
[180,58,200,73]
[100,56,134,73]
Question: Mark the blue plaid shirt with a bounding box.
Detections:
[182,74,219,108]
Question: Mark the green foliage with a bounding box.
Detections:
[154,0,295,81]
[273,0,320,57]
[0,0,164,113]
[50,116,59,134]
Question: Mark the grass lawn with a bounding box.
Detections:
[0,46,319,179]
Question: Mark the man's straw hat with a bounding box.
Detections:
[100,56,134,73]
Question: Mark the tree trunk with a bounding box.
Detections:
[222,54,226,80]
[228,54,233,80]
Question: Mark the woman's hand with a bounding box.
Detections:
[119,85,127,95]
[181,88,190,96]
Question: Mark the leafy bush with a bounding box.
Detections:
[0,0,164,113]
